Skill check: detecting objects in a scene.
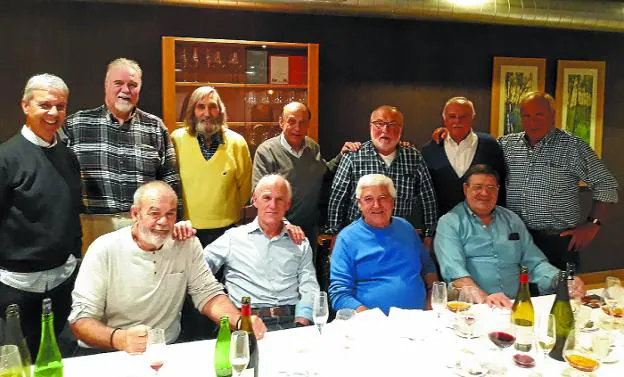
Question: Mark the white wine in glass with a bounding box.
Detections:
[535,314,556,360]
[313,291,329,336]
[230,331,250,377]
[0,345,26,377]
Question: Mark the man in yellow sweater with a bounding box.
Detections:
[171,86,252,247]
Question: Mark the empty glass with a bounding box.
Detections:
[312,291,329,336]
[431,281,448,332]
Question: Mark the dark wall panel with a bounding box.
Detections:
[1,0,623,272]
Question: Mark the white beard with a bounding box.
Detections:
[114,100,135,115]
[196,119,221,138]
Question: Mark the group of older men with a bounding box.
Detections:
[0,55,619,357]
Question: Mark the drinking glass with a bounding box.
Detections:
[488,308,516,353]
[602,278,623,329]
[535,314,556,360]
[431,281,448,332]
[0,345,26,377]
[563,330,601,376]
[230,331,250,377]
[334,308,356,348]
[447,286,469,313]
[146,328,166,375]
[313,291,329,336]
[455,287,477,339]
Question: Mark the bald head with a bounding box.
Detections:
[519,91,556,144]
[279,101,311,151]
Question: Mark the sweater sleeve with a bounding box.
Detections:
[328,232,363,310]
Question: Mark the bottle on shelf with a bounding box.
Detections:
[239,296,259,377]
[34,298,63,377]
[214,316,232,377]
[549,270,575,361]
[175,46,188,83]
[4,304,33,377]
[511,266,535,352]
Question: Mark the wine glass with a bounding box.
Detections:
[563,330,601,376]
[455,286,477,339]
[431,281,448,333]
[0,345,26,377]
[602,278,623,329]
[146,328,166,375]
[488,308,516,352]
[535,314,556,360]
[230,331,250,377]
[313,291,329,336]
[447,285,468,313]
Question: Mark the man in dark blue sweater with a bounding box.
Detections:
[0,74,82,357]
[422,97,506,217]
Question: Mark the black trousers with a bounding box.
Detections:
[0,268,78,358]
[529,229,580,271]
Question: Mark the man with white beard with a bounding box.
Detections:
[69,181,267,356]
[171,86,252,247]
[63,58,181,255]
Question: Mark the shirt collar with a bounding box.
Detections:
[445,130,477,149]
[462,201,497,224]
[522,128,557,148]
[21,125,57,148]
[105,105,137,126]
[280,133,306,158]
[197,131,224,146]
[245,217,289,238]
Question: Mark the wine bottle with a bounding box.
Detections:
[511,266,534,352]
[549,271,575,361]
[214,316,232,377]
[239,297,259,377]
[34,298,63,377]
[5,304,33,377]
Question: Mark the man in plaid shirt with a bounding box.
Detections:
[327,105,438,248]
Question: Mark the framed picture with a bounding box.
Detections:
[555,60,605,157]
[490,57,546,137]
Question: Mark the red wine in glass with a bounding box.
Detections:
[489,331,516,349]
[150,361,164,372]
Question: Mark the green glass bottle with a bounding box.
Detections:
[214,316,232,377]
[511,266,534,352]
[549,271,575,361]
[5,304,33,377]
[34,298,63,377]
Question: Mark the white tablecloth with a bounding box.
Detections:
[63,292,623,377]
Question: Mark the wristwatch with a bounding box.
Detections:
[587,216,601,226]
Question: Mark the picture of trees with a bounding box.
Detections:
[563,74,594,144]
[503,71,535,134]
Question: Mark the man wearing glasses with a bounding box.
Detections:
[327,105,438,248]
[434,164,585,308]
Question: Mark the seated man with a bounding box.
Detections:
[205,174,320,331]
[329,174,438,315]
[434,164,585,308]
[70,181,265,355]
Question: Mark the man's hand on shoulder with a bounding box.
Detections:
[340,141,361,154]
[172,220,197,241]
[432,127,447,144]
[285,224,306,245]
[118,325,150,354]
[485,292,513,309]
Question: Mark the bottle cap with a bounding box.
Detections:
[219,315,230,322]
[42,298,52,314]
[5,304,20,316]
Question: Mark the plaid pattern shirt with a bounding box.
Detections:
[500,128,618,230]
[62,105,181,214]
[327,141,438,236]
[197,132,224,160]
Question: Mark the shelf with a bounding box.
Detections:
[166,37,309,49]
[175,82,308,89]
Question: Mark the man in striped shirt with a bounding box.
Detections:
[62,58,181,254]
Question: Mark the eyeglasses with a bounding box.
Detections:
[370,120,401,130]
[469,184,499,194]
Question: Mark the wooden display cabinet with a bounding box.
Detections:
[162,37,319,154]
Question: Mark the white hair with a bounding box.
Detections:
[442,96,476,119]
[355,174,397,199]
[105,57,143,82]
[22,73,69,102]
[254,174,292,201]
[132,181,177,207]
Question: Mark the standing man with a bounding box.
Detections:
[63,58,181,254]
[1,74,82,357]
[501,92,618,269]
[422,97,506,216]
[327,105,438,247]
[171,86,251,247]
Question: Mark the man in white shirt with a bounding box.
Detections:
[422,96,506,217]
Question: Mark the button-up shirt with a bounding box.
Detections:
[197,132,224,160]
[204,218,320,320]
[279,133,305,158]
[500,128,618,230]
[327,141,437,236]
[62,105,181,214]
[444,131,478,177]
[434,202,560,298]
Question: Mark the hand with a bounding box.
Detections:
[422,236,433,251]
[172,220,197,241]
[294,317,311,326]
[121,325,150,354]
[398,140,414,149]
[484,292,513,309]
[568,276,586,300]
[285,224,306,245]
[340,141,361,154]
[250,315,267,340]
[560,223,600,251]
[432,127,447,144]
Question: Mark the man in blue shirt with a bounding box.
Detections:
[329,174,438,315]
[434,164,585,308]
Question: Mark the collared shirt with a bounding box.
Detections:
[62,105,181,214]
[434,202,560,298]
[0,126,77,294]
[500,128,618,230]
[444,131,478,177]
[204,218,320,320]
[280,133,306,158]
[197,132,224,160]
[327,141,438,236]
